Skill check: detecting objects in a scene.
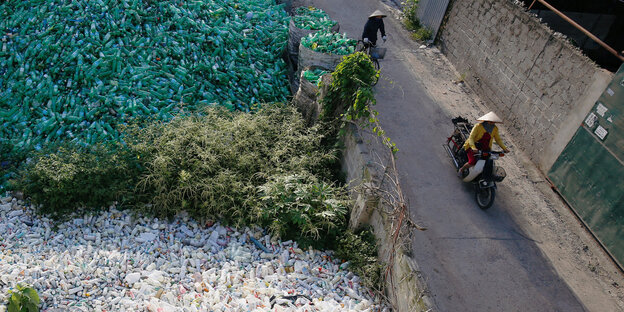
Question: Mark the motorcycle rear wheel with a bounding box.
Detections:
[475,187,495,210]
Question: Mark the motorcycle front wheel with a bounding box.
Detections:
[475,187,495,210]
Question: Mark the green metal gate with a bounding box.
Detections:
[548,64,624,268]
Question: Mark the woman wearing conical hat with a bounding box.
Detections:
[362,10,387,46]
[458,112,510,176]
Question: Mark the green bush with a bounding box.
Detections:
[254,173,349,249]
[402,0,433,42]
[320,52,397,153]
[320,52,378,122]
[336,228,383,291]
[412,27,433,41]
[402,0,420,31]
[128,105,341,225]
[12,105,347,248]
[12,143,140,218]
[11,105,355,249]
[6,284,40,312]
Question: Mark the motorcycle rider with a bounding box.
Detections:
[458,112,510,177]
[362,10,387,47]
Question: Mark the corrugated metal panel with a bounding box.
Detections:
[416,0,451,42]
[548,63,624,269]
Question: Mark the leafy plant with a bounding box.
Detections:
[320,53,398,153]
[6,284,40,312]
[320,52,377,120]
[12,143,141,219]
[254,173,349,249]
[412,26,433,41]
[336,228,383,291]
[127,105,340,226]
[402,0,433,42]
[455,71,468,84]
[401,0,420,31]
[11,105,349,247]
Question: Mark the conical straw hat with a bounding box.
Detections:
[369,10,387,18]
[477,111,503,123]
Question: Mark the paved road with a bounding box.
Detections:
[304,0,587,311]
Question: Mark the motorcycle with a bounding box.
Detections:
[443,117,507,209]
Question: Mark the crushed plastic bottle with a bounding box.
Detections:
[302,68,329,85]
[0,0,292,184]
[292,7,337,30]
[301,30,356,55]
[0,195,388,311]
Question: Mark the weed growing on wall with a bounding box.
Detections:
[321,52,398,153]
[412,27,433,41]
[402,0,433,42]
[401,0,420,30]
[336,228,383,291]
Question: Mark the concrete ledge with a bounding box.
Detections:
[341,123,437,312]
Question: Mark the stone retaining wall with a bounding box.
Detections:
[341,123,435,312]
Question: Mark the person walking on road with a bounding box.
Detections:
[362,10,387,46]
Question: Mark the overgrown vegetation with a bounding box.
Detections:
[321,53,378,121]
[401,0,433,42]
[255,173,349,248]
[12,105,348,248]
[412,27,433,41]
[402,0,421,30]
[6,284,40,312]
[11,52,394,294]
[336,228,383,291]
[320,52,397,153]
[13,143,140,218]
[127,106,339,221]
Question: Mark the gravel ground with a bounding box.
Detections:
[0,196,388,312]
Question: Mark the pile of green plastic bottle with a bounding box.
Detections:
[302,68,328,85]
[0,0,291,157]
[301,31,356,55]
[292,7,337,30]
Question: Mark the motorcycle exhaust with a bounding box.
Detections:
[443,144,460,169]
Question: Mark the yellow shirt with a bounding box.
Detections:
[463,123,508,151]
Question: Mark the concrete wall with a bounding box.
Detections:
[341,123,435,312]
[438,0,613,172]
